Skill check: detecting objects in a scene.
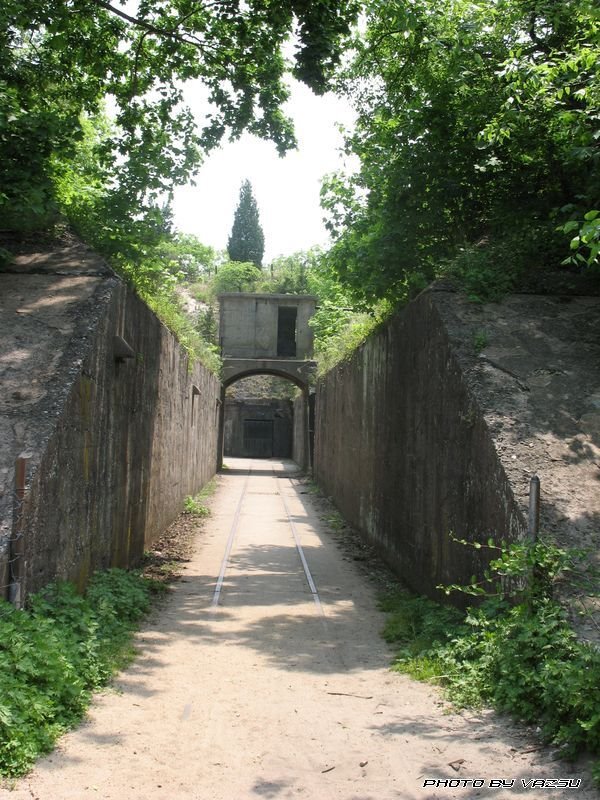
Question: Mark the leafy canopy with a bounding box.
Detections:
[0,1,358,369]
[322,0,600,304]
[212,260,262,294]
[0,0,360,230]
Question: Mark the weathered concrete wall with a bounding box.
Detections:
[315,289,527,601]
[219,293,316,359]
[224,398,293,458]
[315,287,600,607]
[0,241,220,599]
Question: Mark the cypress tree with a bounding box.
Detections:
[227,180,265,267]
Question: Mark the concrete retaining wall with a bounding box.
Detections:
[1,244,220,600]
[314,288,527,602]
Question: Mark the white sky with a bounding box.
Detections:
[172,80,356,263]
[117,1,356,262]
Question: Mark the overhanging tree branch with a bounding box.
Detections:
[89,0,218,51]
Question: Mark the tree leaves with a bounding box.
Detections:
[0,0,359,231]
[322,0,600,303]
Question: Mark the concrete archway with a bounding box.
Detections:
[221,360,314,392]
[217,369,313,473]
[217,293,317,473]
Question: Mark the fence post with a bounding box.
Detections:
[527,474,540,542]
[526,474,542,608]
[8,455,29,609]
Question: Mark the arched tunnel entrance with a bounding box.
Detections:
[217,368,314,473]
[216,292,318,473]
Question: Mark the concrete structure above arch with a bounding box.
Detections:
[218,293,317,361]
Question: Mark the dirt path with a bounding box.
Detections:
[6,460,596,800]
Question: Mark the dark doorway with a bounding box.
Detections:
[243,419,274,458]
[277,307,297,357]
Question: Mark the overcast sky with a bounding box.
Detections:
[172,79,356,263]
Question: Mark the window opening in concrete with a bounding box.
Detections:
[243,419,274,458]
[277,307,297,358]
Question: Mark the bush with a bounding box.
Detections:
[438,223,569,302]
[381,538,600,783]
[0,570,156,777]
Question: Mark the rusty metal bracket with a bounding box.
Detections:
[8,455,30,608]
[528,474,540,542]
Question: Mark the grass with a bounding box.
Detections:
[302,480,322,495]
[183,478,217,517]
[473,330,488,353]
[315,312,385,376]
[323,510,346,531]
[143,291,222,375]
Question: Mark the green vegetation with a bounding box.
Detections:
[146,288,221,373]
[182,496,210,517]
[324,510,347,532]
[0,569,158,778]
[195,0,600,367]
[181,245,388,373]
[311,301,391,375]
[183,495,210,517]
[380,538,600,781]
[0,0,358,370]
[183,479,217,517]
[262,249,393,372]
[322,0,600,305]
[473,331,489,353]
[227,180,265,268]
[1,0,358,231]
[247,247,392,374]
[211,261,263,295]
[3,0,599,369]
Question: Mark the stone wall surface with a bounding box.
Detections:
[0,241,220,599]
[315,287,600,609]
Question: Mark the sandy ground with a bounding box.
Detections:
[5,459,597,800]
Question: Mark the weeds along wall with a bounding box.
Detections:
[314,288,527,602]
[1,254,220,600]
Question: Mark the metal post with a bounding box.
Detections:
[216,387,226,472]
[8,455,29,608]
[302,386,311,473]
[528,474,540,542]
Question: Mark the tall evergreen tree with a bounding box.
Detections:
[227,180,265,267]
